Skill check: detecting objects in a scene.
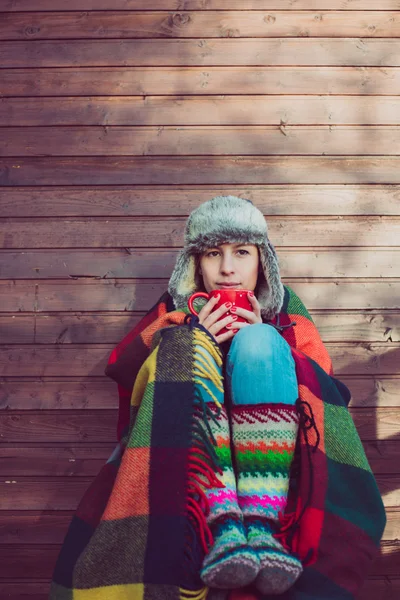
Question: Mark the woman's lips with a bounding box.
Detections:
[217,283,240,288]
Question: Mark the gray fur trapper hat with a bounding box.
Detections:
[168,195,285,321]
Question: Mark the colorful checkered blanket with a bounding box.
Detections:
[49,286,386,600]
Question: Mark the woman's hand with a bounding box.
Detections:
[225,292,262,333]
[197,294,238,344]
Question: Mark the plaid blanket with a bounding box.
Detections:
[49,286,386,600]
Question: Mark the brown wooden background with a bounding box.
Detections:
[0,1,399,598]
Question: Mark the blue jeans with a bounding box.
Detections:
[226,323,298,406]
[195,323,298,407]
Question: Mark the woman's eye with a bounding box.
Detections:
[206,251,219,257]
[237,249,249,256]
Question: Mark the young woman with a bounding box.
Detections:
[168,196,303,594]
[49,195,385,600]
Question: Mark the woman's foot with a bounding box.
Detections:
[201,517,260,589]
[246,518,303,594]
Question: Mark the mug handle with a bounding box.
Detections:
[188,292,210,315]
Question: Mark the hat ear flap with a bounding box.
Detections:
[168,250,198,310]
[257,241,285,321]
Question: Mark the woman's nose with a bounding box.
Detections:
[220,256,235,274]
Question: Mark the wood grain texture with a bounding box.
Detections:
[1,280,399,311]
[0,445,115,476]
[2,96,400,126]
[1,11,400,40]
[1,474,398,509]
[2,376,400,409]
[2,67,400,97]
[0,579,399,600]
[0,508,398,543]
[0,407,397,442]
[1,216,399,248]
[0,360,398,399]
[1,439,399,476]
[1,542,399,580]
[1,341,400,377]
[3,157,400,185]
[0,0,399,589]
[3,126,400,157]
[1,248,399,279]
[18,310,400,344]
[1,185,399,216]
[1,39,400,68]
[1,440,399,475]
[1,0,400,9]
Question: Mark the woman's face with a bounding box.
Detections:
[198,243,260,292]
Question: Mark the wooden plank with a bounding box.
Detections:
[30,310,400,344]
[0,507,399,545]
[1,216,400,248]
[0,313,142,345]
[0,380,119,410]
[1,408,398,442]
[0,580,398,600]
[0,411,118,443]
[363,441,400,474]
[0,376,115,410]
[0,545,58,579]
[3,97,400,127]
[4,126,400,157]
[2,67,400,97]
[2,157,400,185]
[0,315,35,343]
[0,445,114,476]
[1,40,400,69]
[2,309,399,345]
[347,377,400,407]
[1,474,398,509]
[2,341,400,376]
[0,439,398,476]
[0,280,36,312]
[311,313,400,343]
[2,375,400,410]
[351,408,400,440]
[2,11,400,40]
[0,280,399,312]
[2,1,400,10]
[1,542,398,580]
[0,185,399,217]
[0,511,75,544]
[0,478,103,510]
[0,581,50,600]
[1,248,399,279]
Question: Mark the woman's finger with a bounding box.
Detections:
[230,306,260,324]
[215,328,236,344]
[197,294,220,322]
[247,292,262,317]
[226,321,249,331]
[203,301,233,328]
[209,313,238,335]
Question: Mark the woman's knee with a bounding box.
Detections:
[229,323,288,362]
[226,323,298,405]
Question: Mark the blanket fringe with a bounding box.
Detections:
[182,325,226,588]
[179,586,209,600]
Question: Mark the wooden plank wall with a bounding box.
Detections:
[0,1,399,598]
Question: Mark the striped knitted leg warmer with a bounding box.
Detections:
[192,329,260,590]
[231,403,303,595]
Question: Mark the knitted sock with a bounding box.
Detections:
[231,403,303,595]
[192,331,260,589]
[198,402,260,590]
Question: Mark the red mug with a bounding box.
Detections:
[188,289,253,335]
